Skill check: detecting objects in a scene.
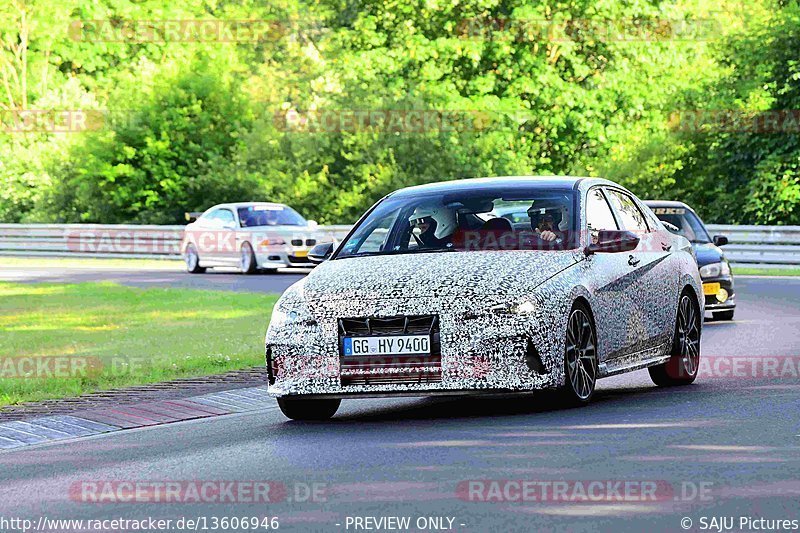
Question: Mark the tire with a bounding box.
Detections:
[240,242,258,274]
[184,244,206,274]
[649,291,701,386]
[277,398,340,421]
[558,304,598,406]
[713,310,734,321]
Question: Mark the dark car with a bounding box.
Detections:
[644,201,735,320]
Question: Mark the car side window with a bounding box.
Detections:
[586,188,619,240]
[217,209,236,227]
[641,205,666,233]
[197,209,218,227]
[606,190,649,233]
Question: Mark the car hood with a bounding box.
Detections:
[693,242,724,267]
[303,250,581,302]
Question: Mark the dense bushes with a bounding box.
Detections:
[1,0,798,225]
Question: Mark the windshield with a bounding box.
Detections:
[237,205,307,227]
[336,188,578,259]
[650,206,711,243]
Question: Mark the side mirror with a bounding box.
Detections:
[307,219,319,229]
[586,230,640,255]
[308,242,334,263]
[713,235,728,246]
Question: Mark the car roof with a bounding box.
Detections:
[390,176,620,197]
[208,202,289,211]
[643,200,697,212]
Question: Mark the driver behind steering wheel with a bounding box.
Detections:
[527,203,569,243]
[409,205,457,249]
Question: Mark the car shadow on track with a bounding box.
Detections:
[280,382,709,426]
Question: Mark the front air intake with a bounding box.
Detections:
[525,338,546,375]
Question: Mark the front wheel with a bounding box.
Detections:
[277,398,341,421]
[558,305,598,406]
[240,242,258,274]
[184,244,206,274]
[649,292,701,386]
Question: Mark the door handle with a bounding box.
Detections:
[628,255,640,267]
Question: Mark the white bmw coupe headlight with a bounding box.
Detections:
[699,261,731,279]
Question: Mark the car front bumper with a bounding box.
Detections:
[265,296,570,399]
[702,276,736,310]
[255,249,314,269]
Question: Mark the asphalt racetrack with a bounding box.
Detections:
[0,265,798,532]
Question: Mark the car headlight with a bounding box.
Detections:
[699,261,730,278]
[267,282,315,331]
[489,299,537,315]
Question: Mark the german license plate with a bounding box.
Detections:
[703,282,721,296]
[343,335,431,356]
[293,250,308,257]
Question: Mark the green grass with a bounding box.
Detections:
[0,256,183,269]
[0,282,277,406]
[733,266,800,277]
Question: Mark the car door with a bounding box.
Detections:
[584,186,635,361]
[604,188,676,353]
[211,208,238,265]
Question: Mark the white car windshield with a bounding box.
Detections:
[237,205,307,227]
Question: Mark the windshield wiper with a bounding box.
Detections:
[336,247,459,260]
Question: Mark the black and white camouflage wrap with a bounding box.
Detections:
[265,177,703,398]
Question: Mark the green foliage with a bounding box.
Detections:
[0,0,798,225]
[615,2,800,224]
[45,56,256,223]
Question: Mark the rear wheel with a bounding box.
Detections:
[184,244,206,274]
[713,310,734,321]
[649,292,701,386]
[558,305,598,406]
[277,398,340,421]
[240,242,258,274]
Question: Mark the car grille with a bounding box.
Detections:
[306,238,316,246]
[291,239,303,246]
[339,315,441,387]
[338,315,438,336]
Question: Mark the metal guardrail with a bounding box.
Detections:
[0,223,354,260]
[0,223,798,267]
[706,224,800,266]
